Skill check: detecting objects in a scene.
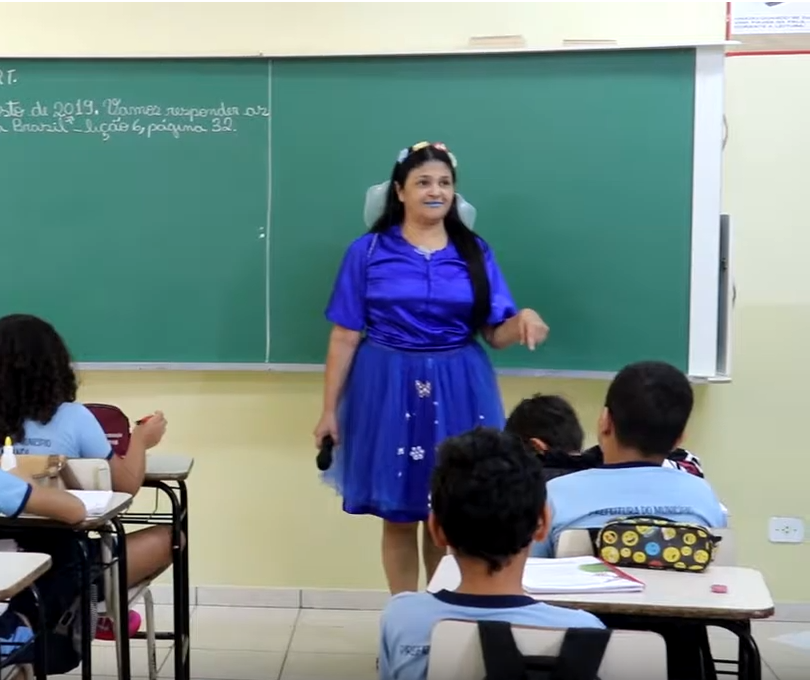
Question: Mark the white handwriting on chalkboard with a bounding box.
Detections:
[0,70,18,86]
[0,98,270,141]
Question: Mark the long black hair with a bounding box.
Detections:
[370,143,492,331]
[0,314,78,443]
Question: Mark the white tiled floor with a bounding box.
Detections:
[51,604,810,680]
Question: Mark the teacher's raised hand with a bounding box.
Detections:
[517,308,549,350]
[482,308,549,351]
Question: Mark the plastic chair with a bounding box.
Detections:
[66,460,158,680]
[427,619,667,680]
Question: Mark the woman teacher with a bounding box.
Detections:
[313,141,548,594]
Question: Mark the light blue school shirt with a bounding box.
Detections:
[14,402,113,459]
[378,590,604,680]
[531,462,729,558]
[0,471,31,518]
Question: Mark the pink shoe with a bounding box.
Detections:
[95,610,142,640]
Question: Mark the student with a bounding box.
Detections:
[504,394,591,481]
[0,466,87,662]
[378,427,603,680]
[505,393,706,481]
[0,313,176,640]
[530,361,727,560]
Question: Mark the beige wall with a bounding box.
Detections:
[3,2,808,601]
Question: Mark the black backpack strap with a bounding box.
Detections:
[478,621,612,680]
[550,628,612,680]
[478,620,527,680]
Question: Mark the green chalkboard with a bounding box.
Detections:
[0,59,270,363]
[0,50,699,372]
[270,50,695,373]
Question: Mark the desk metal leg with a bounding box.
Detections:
[112,518,132,680]
[722,621,762,680]
[77,537,93,680]
[599,614,762,680]
[29,582,47,680]
[139,480,190,680]
[179,481,191,680]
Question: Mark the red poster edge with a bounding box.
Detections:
[725,1,810,56]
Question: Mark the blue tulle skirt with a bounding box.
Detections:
[321,339,505,523]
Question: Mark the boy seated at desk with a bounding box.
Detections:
[529,360,727,559]
[0,466,87,663]
[378,427,603,680]
[505,394,705,481]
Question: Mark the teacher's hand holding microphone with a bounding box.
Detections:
[313,141,548,594]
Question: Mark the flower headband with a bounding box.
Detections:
[396,141,458,169]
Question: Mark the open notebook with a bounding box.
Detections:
[67,490,114,516]
[522,556,645,594]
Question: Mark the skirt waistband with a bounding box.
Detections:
[361,338,482,359]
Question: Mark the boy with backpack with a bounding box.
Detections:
[378,427,603,680]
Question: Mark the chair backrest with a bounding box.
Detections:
[65,459,113,491]
[427,619,666,680]
[555,530,595,558]
[555,527,737,565]
[84,403,132,457]
[12,454,110,492]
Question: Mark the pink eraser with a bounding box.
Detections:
[136,415,153,426]
[711,584,728,594]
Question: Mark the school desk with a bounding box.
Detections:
[428,555,774,680]
[121,454,194,680]
[0,492,134,680]
[0,552,52,680]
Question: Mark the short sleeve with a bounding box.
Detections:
[482,241,518,326]
[73,405,114,460]
[710,490,729,529]
[324,236,372,332]
[0,472,32,518]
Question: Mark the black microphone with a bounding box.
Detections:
[316,435,335,471]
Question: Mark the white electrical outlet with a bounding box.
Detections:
[768,516,805,544]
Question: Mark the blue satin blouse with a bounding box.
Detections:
[324,226,518,351]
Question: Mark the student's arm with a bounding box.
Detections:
[24,484,87,525]
[3,471,86,525]
[74,403,166,496]
[109,414,167,496]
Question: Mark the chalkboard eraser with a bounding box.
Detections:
[562,39,619,47]
[467,35,527,50]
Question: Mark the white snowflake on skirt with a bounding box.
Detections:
[409,446,425,461]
